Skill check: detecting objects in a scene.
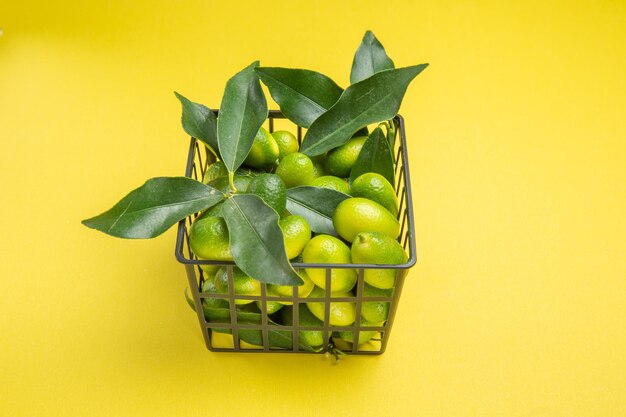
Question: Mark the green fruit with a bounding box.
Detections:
[351,231,408,289]
[279,215,312,259]
[201,275,230,310]
[247,173,287,214]
[280,304,330,348]
[189,215,233,261]
[306,286,356,326]
[333,197,400,242]
[302,235,357,293]
[256,285,284,314]
[350,172,399,216]
[214,267,262,305]
[310,175,350,194]
[275,152,315,188]
[244,127,280,169]
[361,283,392,322]
[324,136,367,177]
[202,161,228,184]
[208,174,253,194]
[271,130,299,158]
[199,263,221,276]
[337,319,383,345]
[270,270,315,304]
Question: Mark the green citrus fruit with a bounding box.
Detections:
[270,270,315,304]
[310,175,350,194]
[214,267,262,305]
[189,215,233,261]
[202,161,228,184]
[280,303,329,348]
[275,152,315,188]
[256,285,284,314]
[324,136,367,177]
[333,197,400,242]
[351,231,408,289]
[199,263,221,276]
[247,173,287,214]
[200,275,231,310]
[337,319,384,345]
[208,174,253,194]
[361,283,393,322]
[271,130,299,158]
[279,215,312,259]
[243,127,280,169]
[350,173,399,216]
[302,235,357,293]
[305,286,356,327]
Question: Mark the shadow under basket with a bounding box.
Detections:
[175,111,416,355]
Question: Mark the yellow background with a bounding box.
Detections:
[1,1,625,415]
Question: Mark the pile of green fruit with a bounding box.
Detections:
[82,31,427,352]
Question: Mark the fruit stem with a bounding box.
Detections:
[327,342,346,363]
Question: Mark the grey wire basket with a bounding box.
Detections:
[175,111,416,354]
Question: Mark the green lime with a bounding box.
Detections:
[324,136,367,177]
[270,270,315,304]
[333,197,400,242]
[310,175,350,194]
[271,130,299,158]
[189,215,233,261]
[337,319,383,345]
[243,127,280,169]
[247,173,287,214]
[351,231,408,289]
[199,263,221,276]
[200,274,231,311]
[360,283,392,322]
[202,161,228,184]
[279,215,312,259]
[302,235,357,293]
[305,286,356,327]
[256,285,284,314]
[214,267,262,305]
[275,152,315,188]
[280,303,329,348]
[350,173,399,216]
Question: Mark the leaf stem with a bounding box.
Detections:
[228,171,237,194]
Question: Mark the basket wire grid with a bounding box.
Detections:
[175,110,416,354]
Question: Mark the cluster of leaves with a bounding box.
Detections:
[82,31,428,286]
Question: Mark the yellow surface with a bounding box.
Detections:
[1,1,625,416]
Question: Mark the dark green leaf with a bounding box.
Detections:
[217,61,268,172]
[174,92,219,156]
[184,288,315,351]
[300,64,428,157]
[255,67,343,128]
[350,30,395,84]
[285,186,350,235]
[349,127,395,186]
[222,194,302,286]
[82,177,224,238]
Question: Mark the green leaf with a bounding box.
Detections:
[350,30,395,84]
[285,186,350,235]
[184,288,315,350]
[82,177,224,238]
[221,194,302,286]
[174,92,219,156]
[217,61,268,172]
[349,127,395,186]
[300,64,428,157]
[255,67,343,128]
